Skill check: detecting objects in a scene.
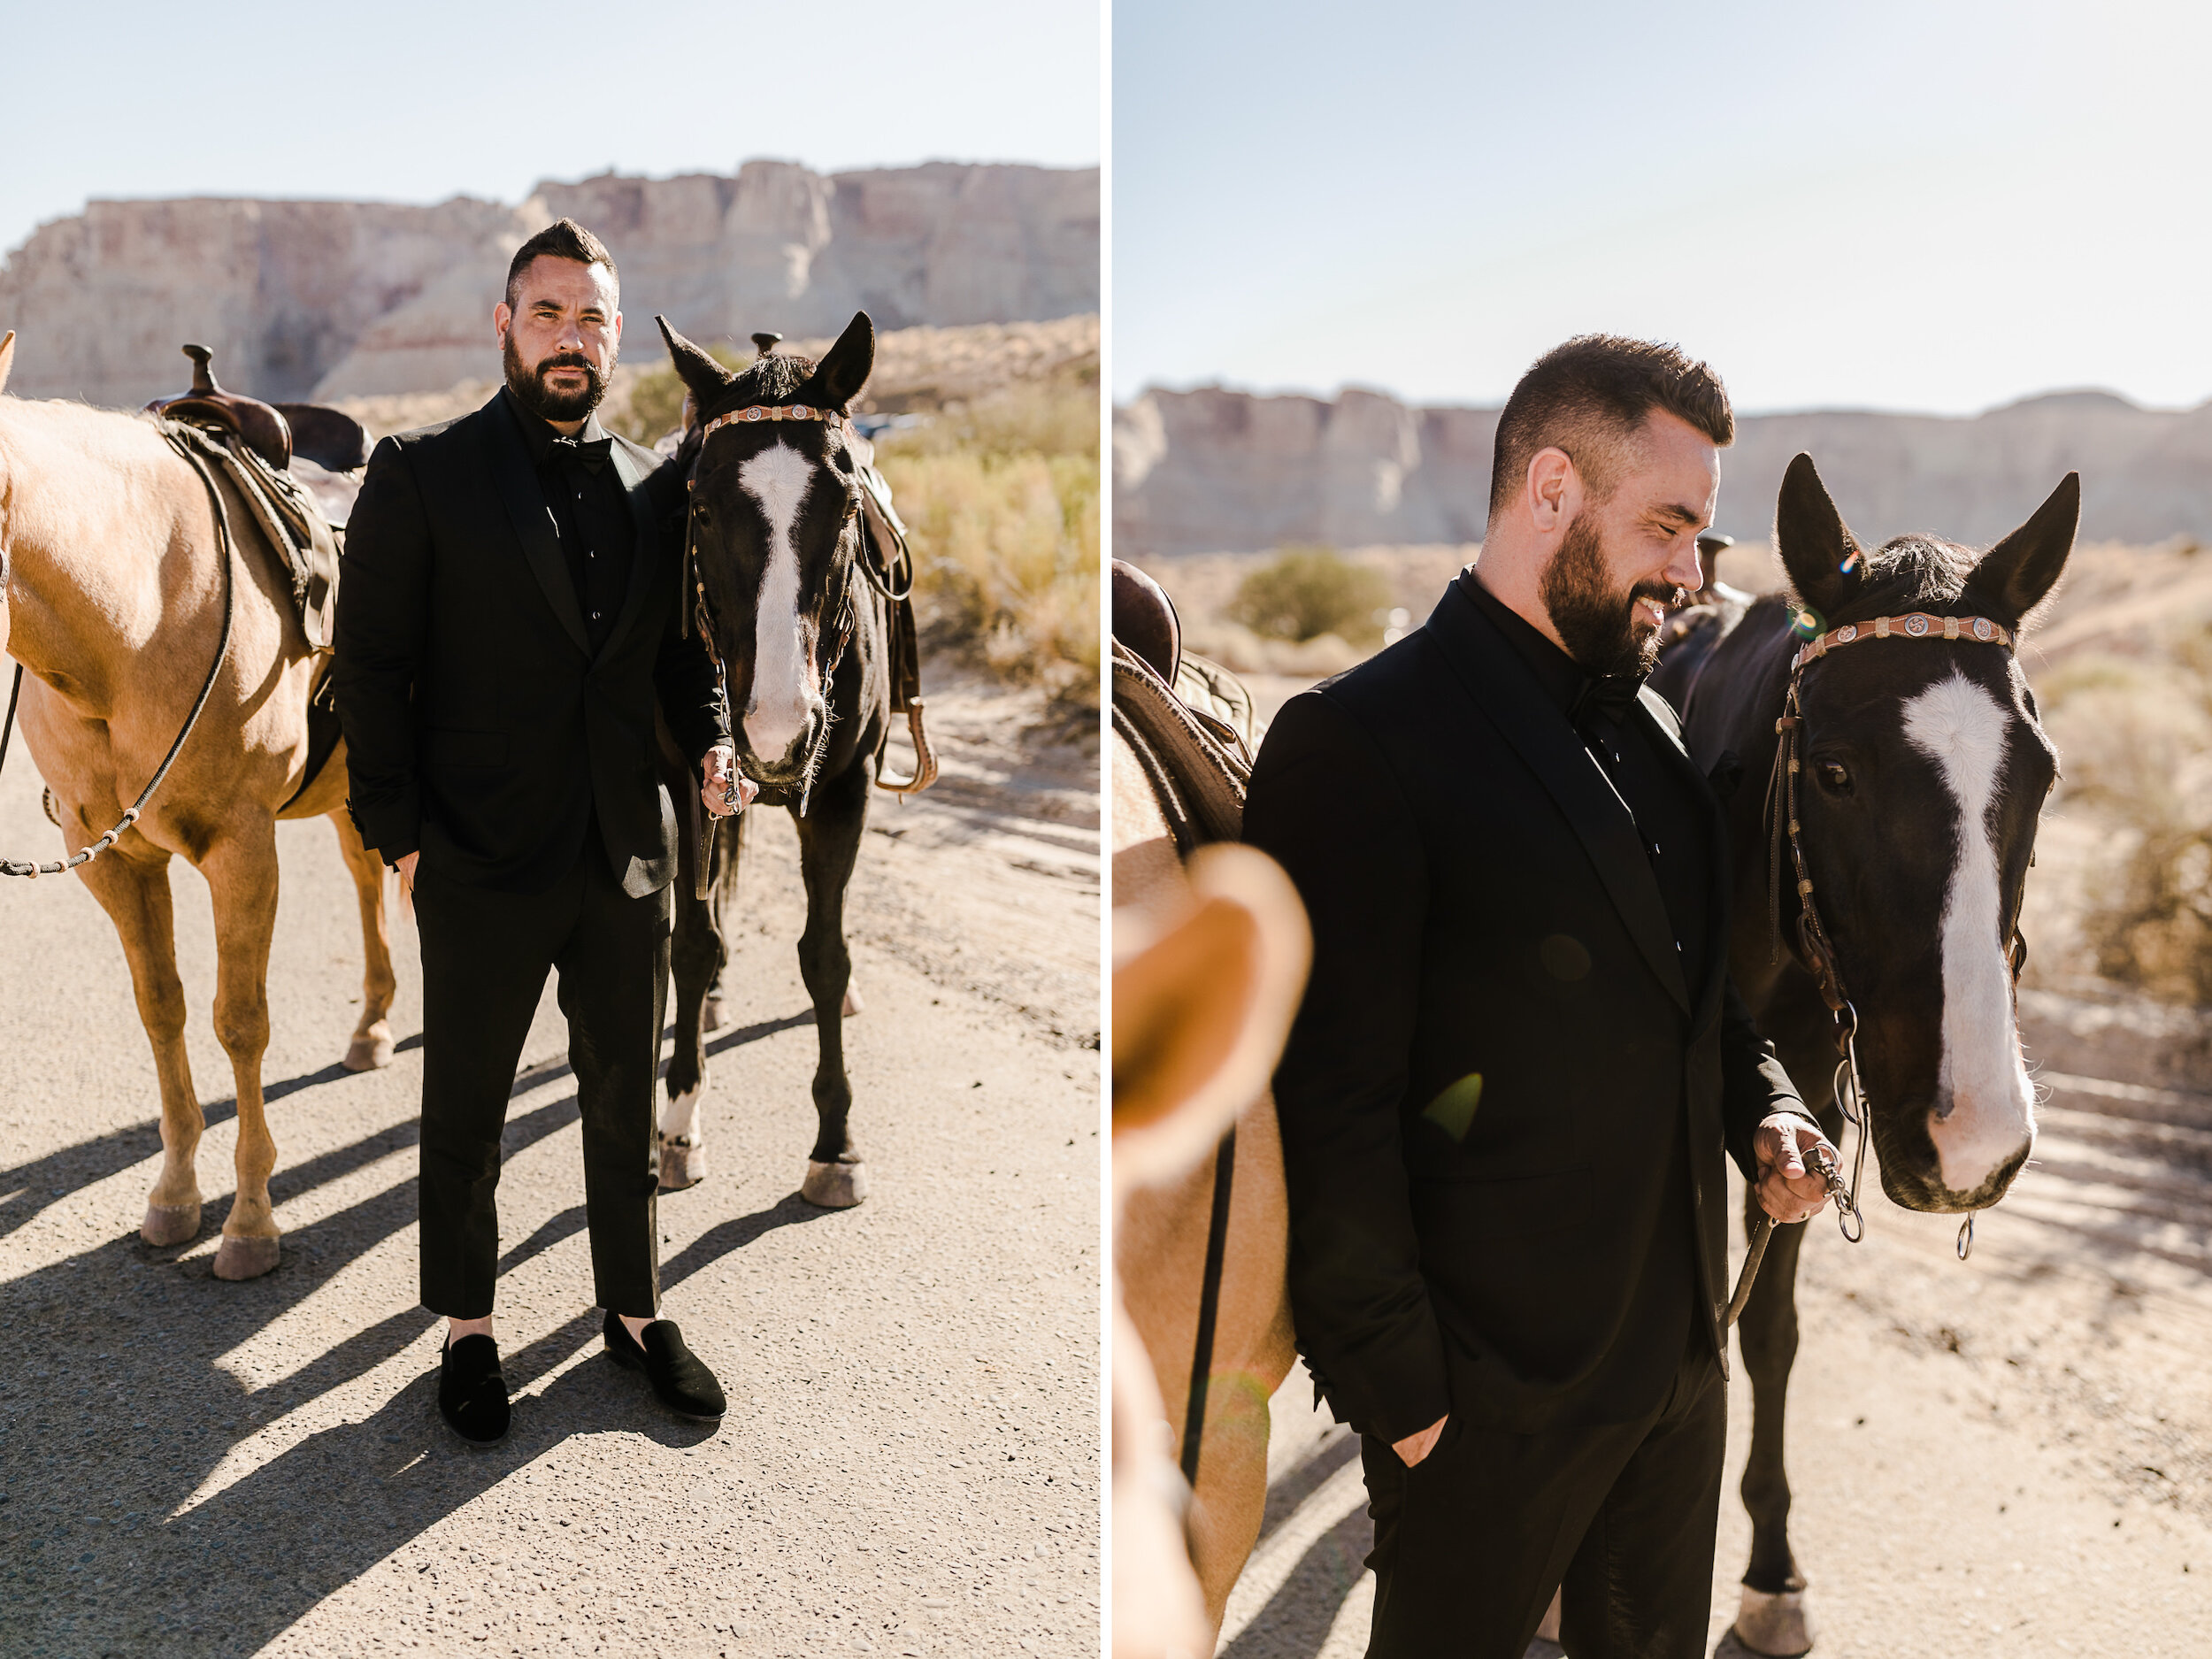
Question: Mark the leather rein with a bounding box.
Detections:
[1744,609,2024,1287]
[680,403,933,816]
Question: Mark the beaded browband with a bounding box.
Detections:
[697,403,844,440]
[1789,611,2012,672]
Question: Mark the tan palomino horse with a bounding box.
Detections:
[0,332,395,1279]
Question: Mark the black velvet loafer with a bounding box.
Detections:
[437,1333,511,1446]
[603,1311,726,1422]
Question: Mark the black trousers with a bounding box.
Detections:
[414,846,670,1320]
[1359,1332,1726,1659]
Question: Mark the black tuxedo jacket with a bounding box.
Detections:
[332,393,726,897]
[1243,574,1810,1444]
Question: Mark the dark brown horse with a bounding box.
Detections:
[1651,452,2076,1654]
[647,312,895,1208]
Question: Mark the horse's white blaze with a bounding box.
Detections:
[1901,670,2036,1194]
[737,442,819,758]
[659,1083,704,1146]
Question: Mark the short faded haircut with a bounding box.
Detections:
[504,219,618,310]
[1487,335,1732,520]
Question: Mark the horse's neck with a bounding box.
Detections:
[0,400,196,690]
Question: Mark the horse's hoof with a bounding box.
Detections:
[702,995,726,1033]
[841,984,864,1018]
[211,1234,280,1280]
[141,1202,202,1247]
[659,1138,708,1192]
[801,1158,868,1209]
[1732,1587,1813,1657]
[342,1033,395,1072]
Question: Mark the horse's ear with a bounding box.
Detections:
[656,316,733,406]
[1772,452,1863,619]
[812,311,875,411]
[1971,472,2078,621]
[0,331,16,398]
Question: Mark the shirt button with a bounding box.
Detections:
[592,610,603,620]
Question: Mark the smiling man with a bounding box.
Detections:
[334,219,751,1444]
[1242,336,1840,1656]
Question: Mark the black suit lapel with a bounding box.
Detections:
[1427,580,1692,1014]
[480,394,591,657]
[594,441,661,663]
[1633,687,1732,1023]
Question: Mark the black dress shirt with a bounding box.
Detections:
[504,388,632,657]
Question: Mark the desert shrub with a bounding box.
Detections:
[1228,548,1391,647]
[873,380,1100,709]
[2044,631,2212,1002]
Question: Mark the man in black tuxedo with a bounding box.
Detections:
[1244,336,1840,1657]
[334,219,743,1443]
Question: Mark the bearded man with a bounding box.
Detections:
[333,219,749,1444]
[1242,336,1841,1656]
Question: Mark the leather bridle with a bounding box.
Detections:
[1761,608,2027,1263]
[680,402,864,817]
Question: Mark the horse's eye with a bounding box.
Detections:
[1816,761,1852,795]
[693,503,710,522]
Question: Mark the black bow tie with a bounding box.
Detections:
[1571,672,1646,733]
[549,434,614,475]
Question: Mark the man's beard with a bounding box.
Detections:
[503,333,612,423]
[1540,509,1681,679]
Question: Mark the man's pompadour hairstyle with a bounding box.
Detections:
[505,219,618,308]
[1487,335,1732,519]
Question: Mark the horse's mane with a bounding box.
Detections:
[1820,534,1977,624]
[714,350,819,413]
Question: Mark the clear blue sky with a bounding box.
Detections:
[1,0,1099,262]
[1114,0,2212,414]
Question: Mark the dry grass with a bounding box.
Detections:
[874,378,1100,710]
[2031,546,2212,1004]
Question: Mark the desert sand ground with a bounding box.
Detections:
[1132,540,2212,1656]
[0,660,1100,1657]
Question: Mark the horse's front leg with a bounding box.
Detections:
[75,844,204,1245]
[792,765,868,1209]
[200,819,283,1280]
[328,803,396,1071]
[659,814,733,1192]
[1732,1097,1847,1658]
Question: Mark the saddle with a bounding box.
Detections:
[147,344,365,810]
[1110,558,1256,852]
[145,343,365,655]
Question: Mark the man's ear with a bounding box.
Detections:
[1772,452,1863,619]
[492,303,512,348]
[0,331,16,398]
[657,315,736,408]
[810,311,875,411]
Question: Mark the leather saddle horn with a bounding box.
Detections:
[147,343,293,472]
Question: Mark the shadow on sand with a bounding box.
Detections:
[0,1005,834,1653]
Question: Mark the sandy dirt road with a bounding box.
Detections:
[1214,1035,2212,1659]
[0,664,1101,1657]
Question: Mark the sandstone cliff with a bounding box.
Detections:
[1115,383,2212,557]
[0,160,1098,407]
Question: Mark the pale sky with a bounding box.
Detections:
[1114,0,2212,415]
[1,0,1100,264]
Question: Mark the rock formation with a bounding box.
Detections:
[1116,383,2212,557]
[0,161,1098,407]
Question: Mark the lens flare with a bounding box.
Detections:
[1791,606,1824,641]
[1422,1074,1485,1142]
